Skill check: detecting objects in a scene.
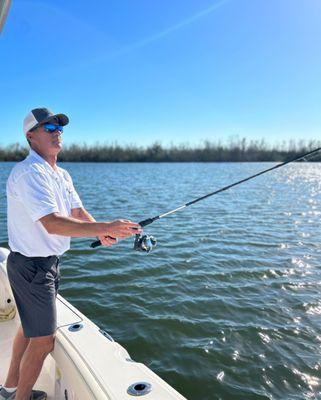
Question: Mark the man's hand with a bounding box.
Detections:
[106,219,142,239]
[98,235,118,247]
[98,219,141,247]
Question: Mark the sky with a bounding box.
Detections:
[1,0,321,147]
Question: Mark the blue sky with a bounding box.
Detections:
[1,0,321,147]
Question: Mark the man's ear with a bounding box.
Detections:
[26,132,33,141]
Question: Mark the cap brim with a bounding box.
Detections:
[53,113,69,126]
[47,114,69,126]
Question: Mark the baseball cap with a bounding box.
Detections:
[23,108,69,135]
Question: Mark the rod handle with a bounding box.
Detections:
[90,239,101,248]
[90,235,116,248]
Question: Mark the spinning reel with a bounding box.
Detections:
[133,233,157,253]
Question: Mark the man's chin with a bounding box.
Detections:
[53,142,62,149]
[51,142,62,154]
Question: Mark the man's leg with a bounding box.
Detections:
[4,325,30,388]
[14,335,54,400]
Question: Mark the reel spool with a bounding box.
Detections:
[133,233,157,253]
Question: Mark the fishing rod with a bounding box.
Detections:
[90,147,321,251]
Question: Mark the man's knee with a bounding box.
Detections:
[29,334,55,357]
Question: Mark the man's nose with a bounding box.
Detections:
[52,133,62,141]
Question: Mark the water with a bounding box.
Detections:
[1,161,321,400]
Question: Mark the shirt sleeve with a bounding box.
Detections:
[16,170,59,222]
[70,182,83,209]
[64,170,83,209]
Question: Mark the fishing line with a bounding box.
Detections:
[90,147,321,251]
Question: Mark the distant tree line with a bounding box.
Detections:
[0,138,321,162]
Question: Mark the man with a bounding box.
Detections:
[1,108,142,400]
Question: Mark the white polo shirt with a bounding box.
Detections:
[7,149,83,257]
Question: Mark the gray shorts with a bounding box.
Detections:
[7,251,60,338]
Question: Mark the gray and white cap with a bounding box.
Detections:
[23,108,69,135]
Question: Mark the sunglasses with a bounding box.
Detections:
[43,123,64,133]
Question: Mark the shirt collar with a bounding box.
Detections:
[28,148,58,174]
[28,148,47,164]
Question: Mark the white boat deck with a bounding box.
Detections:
[0,292,85,399]
[0,315,56,399]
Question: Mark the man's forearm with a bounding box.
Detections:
[40,213,107,237]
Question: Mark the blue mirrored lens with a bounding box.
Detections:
[44,124,63,133]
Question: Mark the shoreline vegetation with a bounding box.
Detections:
[1,139,321,162]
